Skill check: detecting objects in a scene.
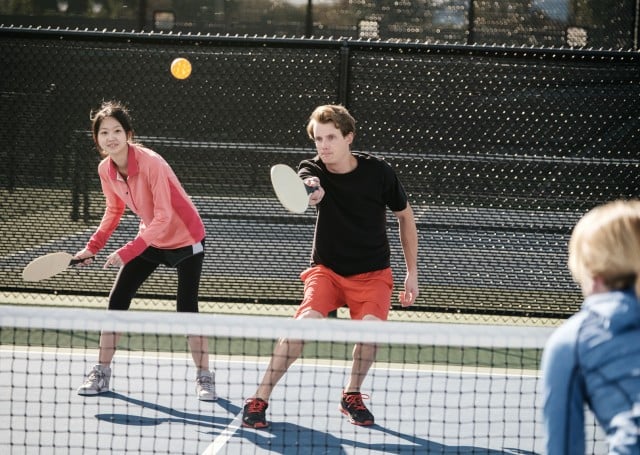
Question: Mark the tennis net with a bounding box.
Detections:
[1,304,605,454]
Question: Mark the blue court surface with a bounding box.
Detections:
[1,346,607,454]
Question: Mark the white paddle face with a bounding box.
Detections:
[270,164,309,214]
[22,252,74,282]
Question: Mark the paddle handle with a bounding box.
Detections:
[304,183,319,195]
[69,256,95,266]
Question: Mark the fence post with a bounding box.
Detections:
[634,0,639,50]
[70,131,93,224]
[338,40,350,106]
[305,0,313,38]
[70,132,81,222]
[467,0,476,45]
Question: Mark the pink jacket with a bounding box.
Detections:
[86,144,205,264]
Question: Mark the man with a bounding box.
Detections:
[242,104,419,428]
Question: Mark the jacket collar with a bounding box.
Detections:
[107,144,139,180]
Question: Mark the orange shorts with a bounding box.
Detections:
[295,264,393,321]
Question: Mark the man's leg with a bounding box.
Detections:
[345,342,378,393]
[340,314,380,426]
[243,309,323,428]
[255,337,305,400]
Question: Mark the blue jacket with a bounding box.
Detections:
[541,288,640,454]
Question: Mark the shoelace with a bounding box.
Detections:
[87,370,103,382]
[247,399,267,413]
[197,376,213,391]
[343,393,369,411]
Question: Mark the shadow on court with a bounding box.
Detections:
[94,391,229,430]
[94,393,539,454]
[237,424,538,455]
[213,398,538,455]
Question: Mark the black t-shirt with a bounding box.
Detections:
[299,152,408,276]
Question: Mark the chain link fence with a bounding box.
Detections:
[1,27,639,317]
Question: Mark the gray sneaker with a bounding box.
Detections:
[195,370,217,401]
[77,364,111,395]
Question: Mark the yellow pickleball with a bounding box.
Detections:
[170,57,192,80]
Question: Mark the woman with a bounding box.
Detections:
[75,100,215,401]
[541,199,640,453]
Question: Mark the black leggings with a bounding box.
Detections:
[108,246,204,313]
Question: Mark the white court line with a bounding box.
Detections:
[201,411,244,455]
[1,346,541,377]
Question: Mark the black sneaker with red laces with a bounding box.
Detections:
[242,397,270,428]
[339,391,374,426]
